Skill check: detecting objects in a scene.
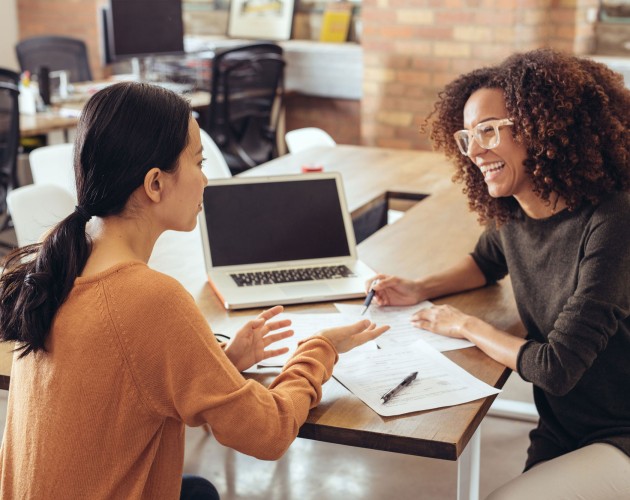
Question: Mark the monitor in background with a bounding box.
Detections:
[103,0,185,63]
[100,6,113,66]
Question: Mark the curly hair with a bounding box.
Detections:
[429,48,630,225]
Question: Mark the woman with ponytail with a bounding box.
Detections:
[0,82,387,499]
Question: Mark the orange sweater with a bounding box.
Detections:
[0,262,337,499]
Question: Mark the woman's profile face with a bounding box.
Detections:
[161,117,208,232]
[463,88,532,203]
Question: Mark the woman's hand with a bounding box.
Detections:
[412,304,524,371]
[318,319,390,354]
[410,304,472,339]
[366,274,423,307]
[225,305,294,372]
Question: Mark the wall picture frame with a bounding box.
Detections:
[227,0,295,40]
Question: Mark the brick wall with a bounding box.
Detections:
[17,0,599,151]
[361,0,599,150]
[17,0,107,79]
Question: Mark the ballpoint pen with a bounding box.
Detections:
[381,371,418,404]
[361,279,379,315]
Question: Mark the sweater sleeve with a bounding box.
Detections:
[516,207,630,396]
[470,225,509,284]
[104,270,337,460]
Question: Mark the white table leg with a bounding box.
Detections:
[457,427,480,500]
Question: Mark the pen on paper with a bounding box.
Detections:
[381,371,418,404]
[361,279,379,315]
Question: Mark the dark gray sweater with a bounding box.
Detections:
[471,192,630,469]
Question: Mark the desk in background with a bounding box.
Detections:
[0,146,524,500]
[19,85,211,138]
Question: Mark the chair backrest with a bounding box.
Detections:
[16,36,92,83]
[7,184,75,247]
[199,128,232,180]
[206,43,285,174]
[285,127,336,154]
[29,143,77,201]
[0,68,20,218]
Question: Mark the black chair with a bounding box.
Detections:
[16,35,92,83]
[0,68,20,250]
[205,43,285,175]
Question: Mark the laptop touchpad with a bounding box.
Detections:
[280,283,333,296]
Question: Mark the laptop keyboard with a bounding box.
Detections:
[230,265,356,287]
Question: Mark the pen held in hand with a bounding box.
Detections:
[381,371,418,404]
[361,279,380,315]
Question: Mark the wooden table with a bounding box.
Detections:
[0,145,524,500]
[19,86,210,138]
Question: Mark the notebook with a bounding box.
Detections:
[199,172,375,310]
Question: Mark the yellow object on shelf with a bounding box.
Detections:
[319,3,353,43]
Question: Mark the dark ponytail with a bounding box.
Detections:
[0,210,92,356]
[0,82,191,357]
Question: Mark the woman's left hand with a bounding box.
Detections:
[225,305,294,372]
[411,304,472,339]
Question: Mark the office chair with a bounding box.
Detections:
[205,43,285,175]
[29,143,77,202]
[7,184,75,247]
[16,36,93,83]
[0,68,20,250]
[285,127,336,154]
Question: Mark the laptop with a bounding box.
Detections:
[199,172,375,310]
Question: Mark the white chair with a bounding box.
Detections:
[284,127,336,154]
[7,184,75,247]
[199,128,231,180]
[29,143,77,201]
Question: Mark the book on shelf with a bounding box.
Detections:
[319,2,353,43]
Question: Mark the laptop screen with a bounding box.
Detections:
[202,177,352,267]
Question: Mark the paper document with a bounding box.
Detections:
[333,340,500,417]
[257,312,368,367]
[335,303,474,352]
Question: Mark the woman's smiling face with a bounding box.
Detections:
[463,88,532,201]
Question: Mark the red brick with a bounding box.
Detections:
[396,70,431,86]
[435,11,476,25]
[379,25,416,39]
[413,26,453,40]
[473,10,517,25]
[361,9,397,23]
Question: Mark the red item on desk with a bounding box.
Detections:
[301,164,324,173]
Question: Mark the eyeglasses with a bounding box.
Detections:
[453,118,514,156]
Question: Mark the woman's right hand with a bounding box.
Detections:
[318,319,389,354]
[366,274,423,306]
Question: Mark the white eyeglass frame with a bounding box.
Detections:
[453,118,514,156]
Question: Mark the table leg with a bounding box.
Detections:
[457,427,480,500]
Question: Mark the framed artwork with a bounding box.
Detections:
[227,0,295,40]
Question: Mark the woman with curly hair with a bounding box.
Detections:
[368,49,630,498]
